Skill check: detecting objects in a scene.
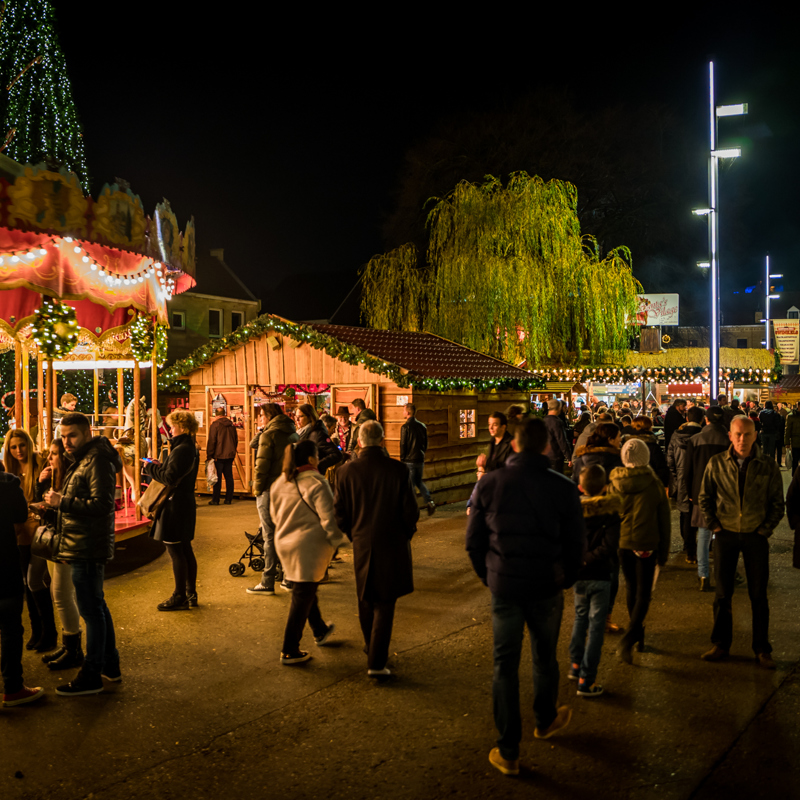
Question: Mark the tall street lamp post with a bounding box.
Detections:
[696,61,747,402]
[763,254,782,348]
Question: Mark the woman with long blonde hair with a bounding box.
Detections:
[2,429,58,652]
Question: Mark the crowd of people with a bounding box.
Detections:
[466,394,795,776]
[4,390,800,785]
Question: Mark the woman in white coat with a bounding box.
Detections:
[272,439,345,664]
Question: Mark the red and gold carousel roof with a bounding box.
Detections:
[0,165,196,341]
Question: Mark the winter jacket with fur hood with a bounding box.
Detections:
[609,465,671,564]
[621,431,670,488]
[666,422,703,512]
[571,445,623,485]
[578,492,621,581]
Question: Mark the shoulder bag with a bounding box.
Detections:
[138,456,197,522]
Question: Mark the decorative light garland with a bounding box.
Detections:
[30,298,79,359]
[157,313,781,393]
[129,314,168,367]
[0,236,177,300]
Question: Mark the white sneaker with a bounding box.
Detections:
[246,584,275,595]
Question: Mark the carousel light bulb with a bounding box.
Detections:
[0,257,4,265]
[82,256,89,263]
[11,255,19,262]
[90,263,97,270]
[64,237,73,243]
[39,249,47,255]
[73,246,81,254]
[26,252,35,260]
[124,279,129,285]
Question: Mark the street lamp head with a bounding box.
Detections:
[711,147,742,159]
[716,103,748,117]
[770,273,783,278]
[693,208,712,216]
[697,261,711,268]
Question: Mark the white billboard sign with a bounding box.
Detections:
[773,319,799,365]
[635,294,679,326]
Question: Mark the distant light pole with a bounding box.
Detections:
[697,61,747,401]
[764,254,782,348]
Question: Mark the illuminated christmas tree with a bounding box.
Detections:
[0,0,90,189]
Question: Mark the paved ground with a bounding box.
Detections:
[3,479,800,800]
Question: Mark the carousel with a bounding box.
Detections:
[0,157,195,538]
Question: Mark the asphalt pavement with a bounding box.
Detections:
[2,478,800,800]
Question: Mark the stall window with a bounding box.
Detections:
[231,311,243,331]
[171,311,185,330]
[209,309,222,337]
[459,408,476,439]
[737,338,747,349]
[688,339,698,347]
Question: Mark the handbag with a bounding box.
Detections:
[31,524,61,562]
[138,456,197,522]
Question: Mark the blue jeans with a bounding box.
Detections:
[697,527,712,579]
[404,462,432,504]
[568,580,611,684]
[257,490,278,589]
[491,592,564,761]
[70,561,118,676]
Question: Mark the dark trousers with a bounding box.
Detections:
[491,592,563,761]
[70,561,119,676]
[792,447,800,477]
[0,594,24,695]
[608,556,620,616]
[680,511,698,561]
[711,530,771,655]
[282,582,327,655]
[165,541,197,597]
[358,598,396,670]
[212,458,235,502]
[619,549,658,652]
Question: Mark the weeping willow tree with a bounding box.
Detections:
[361,172,642,367]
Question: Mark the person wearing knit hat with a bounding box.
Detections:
[608,439,671,665]
[620,438,650,469]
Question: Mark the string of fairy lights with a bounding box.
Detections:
[0,235,177,300]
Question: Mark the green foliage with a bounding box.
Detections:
[30,298,78,359]
[157,312,548,394]
[362,173,643,367]
[0,0,90,189]
[129,315,168,367]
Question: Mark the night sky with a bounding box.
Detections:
[57,6,798,326]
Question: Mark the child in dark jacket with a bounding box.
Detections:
[568,464,621,697]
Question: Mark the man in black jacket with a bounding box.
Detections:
[45,413,122,696]
[466,417,585,776]
[399,403,435,516]
[206,408,239,505]
[1,468,45,707]
[663,398,687,449]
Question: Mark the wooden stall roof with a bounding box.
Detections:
[309,325,533,380]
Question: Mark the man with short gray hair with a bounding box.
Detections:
[334,420,419,678]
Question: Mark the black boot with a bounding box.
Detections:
[47,632,85,671]
[32,588,59,653]
[42,644,67,664]
[636,627,646,653]
[25,588,42,650]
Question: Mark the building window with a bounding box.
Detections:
[688,339,698,347]
[171,311,185,330]
[459,408,476,439]
[231,311,243,331]
[789,310,799,319]
[737,338,748,349]
[209,309,222,337]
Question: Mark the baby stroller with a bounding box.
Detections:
[228,528,283,580]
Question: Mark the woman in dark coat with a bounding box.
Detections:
[143,409,200,611]
[296,404,342,474]
[571,423,623,484]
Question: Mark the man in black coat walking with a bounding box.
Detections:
[663,398,687,450]
[399,403,435,516]
[334,420,419,678]
[206,408,239,505]
[466,416,585,776]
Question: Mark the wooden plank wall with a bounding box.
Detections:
[400,389,531,504]
[186,329,530,504]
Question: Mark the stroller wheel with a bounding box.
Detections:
[250,557,265,572]
[229,562,246,577]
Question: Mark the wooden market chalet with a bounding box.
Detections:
[163,315,542,504]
